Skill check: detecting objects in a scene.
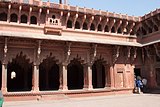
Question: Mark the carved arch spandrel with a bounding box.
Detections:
[7,48,34,64]
[39,53,60,69]
[40,51,63,64]
[68,54,86,65]
[8,51,33,66]
[93,55,108,65]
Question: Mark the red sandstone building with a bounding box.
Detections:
[0,0,160,101]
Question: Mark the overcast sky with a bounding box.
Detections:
[50,0,160,16]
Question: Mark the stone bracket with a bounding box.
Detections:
[154,43,160,58]
[113,46,120,64]
[65,42,72,63]
[90,44,97,64]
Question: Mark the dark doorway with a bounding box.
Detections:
[67,59,84,90]
[0,12,7,21]
[134,68,141,77]
[92,60,105,88]
[7,52,32,92]
[39,54,60,91]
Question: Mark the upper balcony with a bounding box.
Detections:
[0,0,143,47]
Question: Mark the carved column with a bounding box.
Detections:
[96,16,102,31]
[7,4,11,23]
[18,5,22,24]
[59,42,71,91]
[81,15,86,30]
[38,8,42,26]
[1,63,7,93]
[109,65,115,88]
[28,7,32,25]
[1,38,8,93]
[32,40,41,92]
[73,13,78,29]
[102,18,109,32]
[59,63,68,90]
[32,63,39,92]
[88,16,94,30]
[83,63,93,90]
[65,12,70,28]
[45,9,50,25]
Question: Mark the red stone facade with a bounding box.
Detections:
[0,0,160,101]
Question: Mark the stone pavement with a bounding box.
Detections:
[3,94,160,107]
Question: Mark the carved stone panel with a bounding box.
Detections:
[7,48,34,63]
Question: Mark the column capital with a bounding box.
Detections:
[61,62,68,66]
[33,61,40,66]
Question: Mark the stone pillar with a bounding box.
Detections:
[7,4,11,23]
[28,7,32,25]
[105,64,110,88]
[38,8,42,26]
[83,64,93,90]
[18,5,22,24]
[1,63,7,93]
[32,64,39,92]
[109,65,115,88]
[59,63,68,90]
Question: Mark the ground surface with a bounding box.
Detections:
[3,94,160,107]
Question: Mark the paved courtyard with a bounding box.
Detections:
[3,94,160,107]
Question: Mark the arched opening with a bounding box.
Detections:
[92,60,105,88]
[130,30,135,35]
[30,16,37,24]
[148,28,152,33]
[153,25,158,31]
[20,14,27,23]
[111,26,115,33]
[118,27,122,33]
[67,58,84,90]
[83,22,88,30]
[98,24,102,31]
[90,23,95,31]
[75,21,80,29]
[7,52,32,92]
[141,27,147,35]
[0,12,7,21]
[104,25,109,32]
[52,15,56,19]
[67,20,72,28]
[39,54,59,91]
[10,13,18,22]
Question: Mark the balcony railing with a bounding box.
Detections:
[48,18,60,26]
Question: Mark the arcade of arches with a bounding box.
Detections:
[1,51,113,92]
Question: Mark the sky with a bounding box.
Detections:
[50,0,160,16]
